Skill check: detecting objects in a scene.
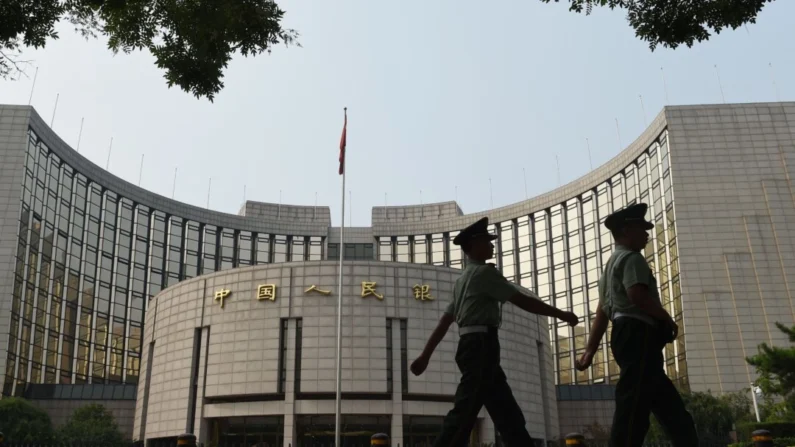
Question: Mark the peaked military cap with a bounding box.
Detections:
[604,203,654,231]
[453,217,499,246]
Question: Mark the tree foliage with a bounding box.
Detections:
[646,390,754,442]
[0,397,55,442]
[539,0,776,50]
[1,0,298,100]
[747,323,795,421]
[58,403,126,446]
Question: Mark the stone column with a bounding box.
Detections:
[283,318,298,446]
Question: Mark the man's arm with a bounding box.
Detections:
[508,294,578,325]
[585,306,609,352]
[478,266,579,326]
[575,306,609,371]
[420,313,455,359]
[411,313,455,376]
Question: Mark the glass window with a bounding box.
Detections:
[431,234,445,266]
[186,222,200,252]
[344,243,355,260]
[273,236,287,263]
[637,155,649,194]
[256,233,270,264]
[291,237,306,262]
[413,236,427,264]
[378,237,393,262]
[327,243,339,261]
[167,218,183,276]
[238,232,252,265]
[150,239,164,274]
[203,226,217,273]
[550,206,564,239]
[396,237,409,263]
[649,145,660,182]
[135,206,149,237]
[308,237,323,261]
[449,232,462,269]
[536,269,550,302]
[220,229,235,270]
[362,243,374,260]
[500,222,515,281]
[517,216,532,279]
[609,175,624,211]
[625,165,637,204]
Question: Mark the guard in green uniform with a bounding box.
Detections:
[576,203,698,447]
[411,217,580,447]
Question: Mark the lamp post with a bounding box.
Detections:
[751,383,762,423]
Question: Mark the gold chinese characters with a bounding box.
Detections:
[212,281,438,309]
[413,284,433,301]
[361,281,384,300]
[257,284,277,301]
[305,285,332,296]
[214,289,231,308]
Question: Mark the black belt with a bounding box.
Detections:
[459,325,498,336]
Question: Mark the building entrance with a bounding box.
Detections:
[296,414,390,447]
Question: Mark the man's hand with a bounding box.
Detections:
[664,316,679,343]
[559,311,580,327]
[410,354,430,376]
[576,349,595,371]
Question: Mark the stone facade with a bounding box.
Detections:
[667,103,795,393]
[133,261,557,445]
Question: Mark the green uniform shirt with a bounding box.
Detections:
[444,259,518,327]
[598,244,660,320]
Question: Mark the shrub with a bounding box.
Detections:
[728,436,795,447]
[0,397,55,442]
[57,403,126,447]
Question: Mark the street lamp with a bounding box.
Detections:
[751,384,762,422]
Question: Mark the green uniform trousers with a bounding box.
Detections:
[433,328,534,447]
[610,318,698,447]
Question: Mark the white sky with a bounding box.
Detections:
[1,0,793,226]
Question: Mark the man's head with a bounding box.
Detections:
[453,217,498,261]
[604,203,654,252]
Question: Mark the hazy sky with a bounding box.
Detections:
[1,0,793,226]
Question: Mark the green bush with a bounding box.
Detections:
[737,422,795,440]
[57,403,126,447]
[0,397,55,442]
[728,437,795,447]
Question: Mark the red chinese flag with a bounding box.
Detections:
[338,109,347,175]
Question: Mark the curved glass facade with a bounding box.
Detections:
[5,129,325,395]
[376,130,686,388]
[3,110,683,397]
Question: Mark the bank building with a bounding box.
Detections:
[0,102,794,446]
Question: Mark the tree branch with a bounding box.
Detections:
[0,48,34,80]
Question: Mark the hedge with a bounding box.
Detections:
[737,422,795,440]
[728,437,795,447]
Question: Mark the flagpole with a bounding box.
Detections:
[335,107,347,447]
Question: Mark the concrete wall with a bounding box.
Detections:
[134,261,557,446]
[668,103,795,394]
[0,106,28,390]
